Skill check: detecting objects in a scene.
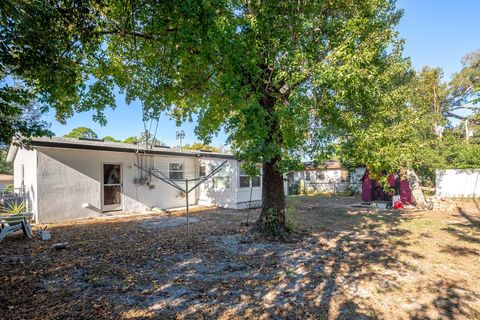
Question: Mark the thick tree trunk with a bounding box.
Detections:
[258,155,287,235]
[256,91,287,235]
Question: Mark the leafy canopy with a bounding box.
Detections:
[0,148,13,174]
[64,127,98,139]
[3,0,408,174]
[340,51,480,184]
[103,135,120,142]
[183,143,220,152]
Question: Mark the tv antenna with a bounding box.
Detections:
[176,130,185,151]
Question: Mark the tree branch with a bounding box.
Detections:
[445,111,480,124]
[97,28,177,40]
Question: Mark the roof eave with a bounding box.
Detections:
[30,140,235,160]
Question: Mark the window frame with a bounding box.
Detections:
[305,171,311,181]
[239,168,262,189]
[169,162,184,180]
[212,165,230,189]
[199,163,206,177]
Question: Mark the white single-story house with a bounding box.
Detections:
[0,174,14,190]
[287,161,365,194]
[7,137,266,223]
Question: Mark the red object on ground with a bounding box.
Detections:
[394,201,403,209]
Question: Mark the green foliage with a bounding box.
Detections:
[3,0,407,169]
[183,142,220,152]
[1,0,114,124]
[340,50,480,185]
[0,0,113,144]
[122,136,137,144]
[0,148,13,174]
[0,83,52,145]
[64,127,98,139]
[4,200,26,215]
[121,133,166,146]
[451,51,480,106]
[138,132,165,146]
[103,136,120,142]
[264,208,284,237]
[0,0,413,232]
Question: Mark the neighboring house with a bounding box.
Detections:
[7,137,264,223]
[0,174,13,190]
[288,161,365,194]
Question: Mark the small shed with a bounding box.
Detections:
[362,169,412,204]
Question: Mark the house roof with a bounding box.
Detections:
[7,136,235,161]
[0,174,13,182]
[303,160,345,170]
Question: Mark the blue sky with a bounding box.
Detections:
[43,0,480,146]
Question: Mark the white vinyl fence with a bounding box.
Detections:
[436,169,480,198]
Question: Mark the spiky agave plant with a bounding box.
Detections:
[4,201,27,215]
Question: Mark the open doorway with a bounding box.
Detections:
[103,163,122,211]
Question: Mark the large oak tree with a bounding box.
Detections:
[2,0,408,235]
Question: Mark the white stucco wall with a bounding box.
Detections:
[12,144,268,222]
[197,159,263,209]
[34,147,205,223]
[436,169,480,198]
[13,148,38,220]
[198,158,237,208]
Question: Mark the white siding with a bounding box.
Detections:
[436,169,480,198]
[288,167,365,194]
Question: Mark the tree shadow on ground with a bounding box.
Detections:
[1,197,479,319]
[443,210,480,244]
[336,301,377,320]
[459,209,480,229]
[114,200,415,319]
[439,244,479,256]
[409,281,480,320]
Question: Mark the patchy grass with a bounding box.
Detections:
[1,196,480,319]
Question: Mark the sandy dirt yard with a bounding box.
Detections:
[1,196,479,319]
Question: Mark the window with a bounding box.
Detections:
[199,164,206,177]
[316,171,325,181]
[239,169,261,188]
[305,171,311,181]
[169,163,184,180]
[213,166,230,189]
[239,170,250,188]
[252,175,261,187]
[341,170,350,182]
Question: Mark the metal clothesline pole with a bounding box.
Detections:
[134,160,228,246]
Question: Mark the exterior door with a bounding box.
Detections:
[103,163,122,211]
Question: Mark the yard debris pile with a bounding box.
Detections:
[1,196,479,319]
[429,196,460,212]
